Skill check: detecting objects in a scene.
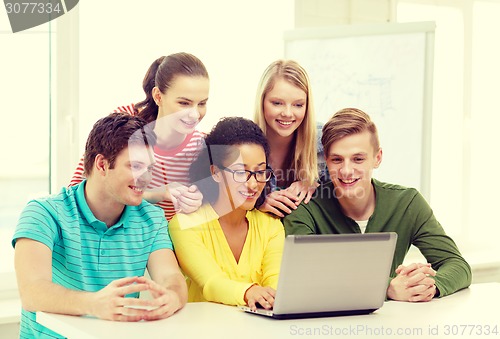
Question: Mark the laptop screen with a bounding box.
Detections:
[273,233,397,316]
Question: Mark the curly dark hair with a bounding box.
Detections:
[83,112,157,176]
[189,117,270,204]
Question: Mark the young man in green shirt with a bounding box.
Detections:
[283,108,471,302]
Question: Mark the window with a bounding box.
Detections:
[0,22,53,294]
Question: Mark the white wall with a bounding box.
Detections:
[295,0,394,26]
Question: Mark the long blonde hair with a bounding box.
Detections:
[254,59,318,187]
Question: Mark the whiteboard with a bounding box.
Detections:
[285,22,435,199]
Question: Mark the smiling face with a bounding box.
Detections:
[215,143,268,211]
[325,131,382,201]
[154,75,209,135]
[263,78,307,139]
[102,144,155,207]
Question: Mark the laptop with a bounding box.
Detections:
[239,232,397,319]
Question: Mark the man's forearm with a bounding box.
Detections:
[20,279,93,315]
[162,272,188,306]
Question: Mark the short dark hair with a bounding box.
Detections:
[189,117,270,203]
[83,113,157,176]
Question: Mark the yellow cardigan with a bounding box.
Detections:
[169,204,284,306]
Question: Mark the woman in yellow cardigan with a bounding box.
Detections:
[169,117,284,311]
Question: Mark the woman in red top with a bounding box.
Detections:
[70,52,210,221]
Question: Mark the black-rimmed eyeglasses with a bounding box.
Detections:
[222,167,273,183]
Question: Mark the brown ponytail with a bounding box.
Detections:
[135,56,165,123]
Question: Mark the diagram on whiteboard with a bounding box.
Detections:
[285,24,434,197]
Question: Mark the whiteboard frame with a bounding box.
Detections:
[284,21,435,200]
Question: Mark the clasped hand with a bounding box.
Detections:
[90,276,182,322]
[167,183,203,214]
[387,263,437,302]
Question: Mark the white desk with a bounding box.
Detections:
[37,283,500,339]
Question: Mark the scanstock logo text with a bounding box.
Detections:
[4,0,79,33]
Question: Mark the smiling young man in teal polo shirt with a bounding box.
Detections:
[12,113,188,338]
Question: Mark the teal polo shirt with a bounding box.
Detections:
[12,180,172,339]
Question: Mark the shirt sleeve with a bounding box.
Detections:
[151,216,173,252]
[409,191,472,297]
[68,155,85,187]
[12,200,59,250]
[260,217,285,289]
[113,103,136,115]
[283,203,317,236]
[169,215,254,306]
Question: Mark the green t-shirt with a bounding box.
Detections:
[283,178,471,297]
